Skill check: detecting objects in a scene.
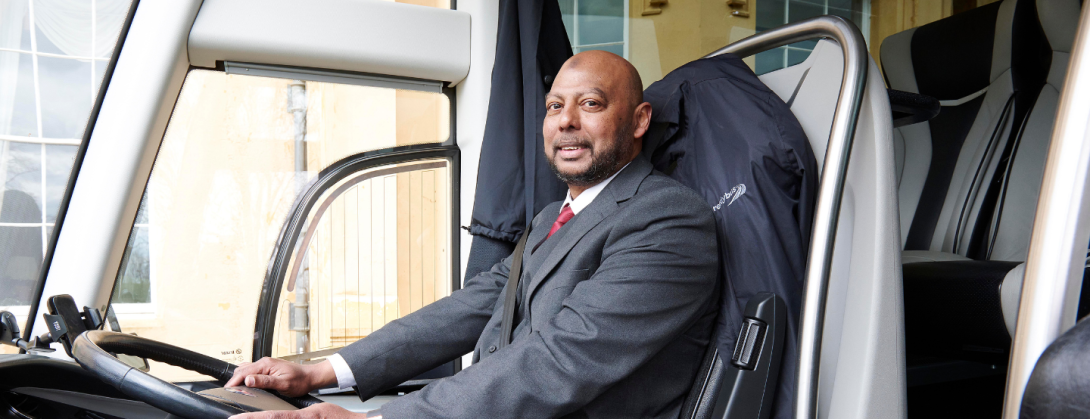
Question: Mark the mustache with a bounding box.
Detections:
[551,136,593,150]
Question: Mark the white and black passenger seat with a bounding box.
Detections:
[881,0,1087,365]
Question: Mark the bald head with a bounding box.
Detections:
[559,50,644,108]
[543,50,652,196]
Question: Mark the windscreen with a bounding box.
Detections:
[108,70,452,382]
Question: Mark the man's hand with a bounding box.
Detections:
[224,357,338,397]
[228,402,367,419]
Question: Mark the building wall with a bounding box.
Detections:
[627,0,758,87]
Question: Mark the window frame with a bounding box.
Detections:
[21,0,140,345]
[562,0,631,58]
[253,144,461,360]
[754,0,872,74]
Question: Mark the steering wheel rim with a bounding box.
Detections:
[71,330,322,419]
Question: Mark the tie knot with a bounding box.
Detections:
[547,204,575,239]
[557,204,574,223]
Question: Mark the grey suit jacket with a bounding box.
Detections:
[338,156,719,418]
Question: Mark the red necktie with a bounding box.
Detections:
[547,204,575,239]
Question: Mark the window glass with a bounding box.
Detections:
[271,160,452,360]
[565,0,1000,83]
[0,0,133,354]
[110,70,451,382]
[559,0,627,56]
[754,0,870,74]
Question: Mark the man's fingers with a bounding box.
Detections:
[226,404,353,419]
[225,373,245,388]
[228,410,295,419]
[226,364,260,387]
[227,359,274,388]
[244,374,291,392]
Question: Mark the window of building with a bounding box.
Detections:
[110,69,453,382]
[557,0,996,85]
[559,0,629,57]
[0,0,133,353]
[754,0,871,74]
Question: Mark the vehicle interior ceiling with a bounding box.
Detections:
[0,0,1087,417]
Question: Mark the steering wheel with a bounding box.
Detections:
[71,330,324,418]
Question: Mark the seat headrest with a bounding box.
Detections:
[880,29,919,93]
[882,0,1060,100]
[1037,0,1081,53]
[906,0,1009,100]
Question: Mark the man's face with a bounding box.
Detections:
[543,61,637,187]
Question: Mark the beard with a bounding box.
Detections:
[547,128,633,187]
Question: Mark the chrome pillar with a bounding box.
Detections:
[1002,4,1090,417]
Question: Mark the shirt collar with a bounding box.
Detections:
[562,162,630,215]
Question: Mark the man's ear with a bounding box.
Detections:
[632,102,652,140]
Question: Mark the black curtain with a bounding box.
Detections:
[464,0,572,280]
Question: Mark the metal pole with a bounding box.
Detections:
[706,16,869,419]
[287,80,310,356]
[1002,3,1090,417]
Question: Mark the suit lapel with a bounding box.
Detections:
[524,157,654,302]
[523,202,558,260]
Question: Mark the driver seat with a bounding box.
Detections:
[674,37,905,418]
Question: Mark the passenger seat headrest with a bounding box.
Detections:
[905,0,1008,100]
[880,29,919,93]
[1037,0,1081,53]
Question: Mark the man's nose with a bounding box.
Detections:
[558,103,579,131]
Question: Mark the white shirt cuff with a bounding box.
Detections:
[327,353,357,389]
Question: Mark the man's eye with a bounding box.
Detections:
[583,100,599,107]
[548,103,562,110]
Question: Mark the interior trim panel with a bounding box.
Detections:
[189,0,472,84]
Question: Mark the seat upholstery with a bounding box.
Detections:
[880,0,1079,360]
[760,40,906,419]
[641,52,818,419]
[884,0,1074,260]
[987,0,1081,261]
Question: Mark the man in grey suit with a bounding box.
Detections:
[228,51,719,419]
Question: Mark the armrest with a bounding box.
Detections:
[903,260,1021,364]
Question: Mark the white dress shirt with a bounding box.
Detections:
[326,163,630,389]
[560,162,628,216]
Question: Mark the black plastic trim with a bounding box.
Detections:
[680,293,786,419]
[23,0,141,346]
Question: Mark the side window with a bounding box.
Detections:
[558,0,627,57]
[754,0,871,74]
[269,159,453,359]
[563,0,1003,82]
[0,0,134,353]
[110,69,453,381]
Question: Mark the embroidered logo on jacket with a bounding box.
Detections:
[712,184,747,212]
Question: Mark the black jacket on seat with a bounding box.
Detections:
[642,53,818,419]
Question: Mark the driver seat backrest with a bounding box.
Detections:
[759,40,906,418]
